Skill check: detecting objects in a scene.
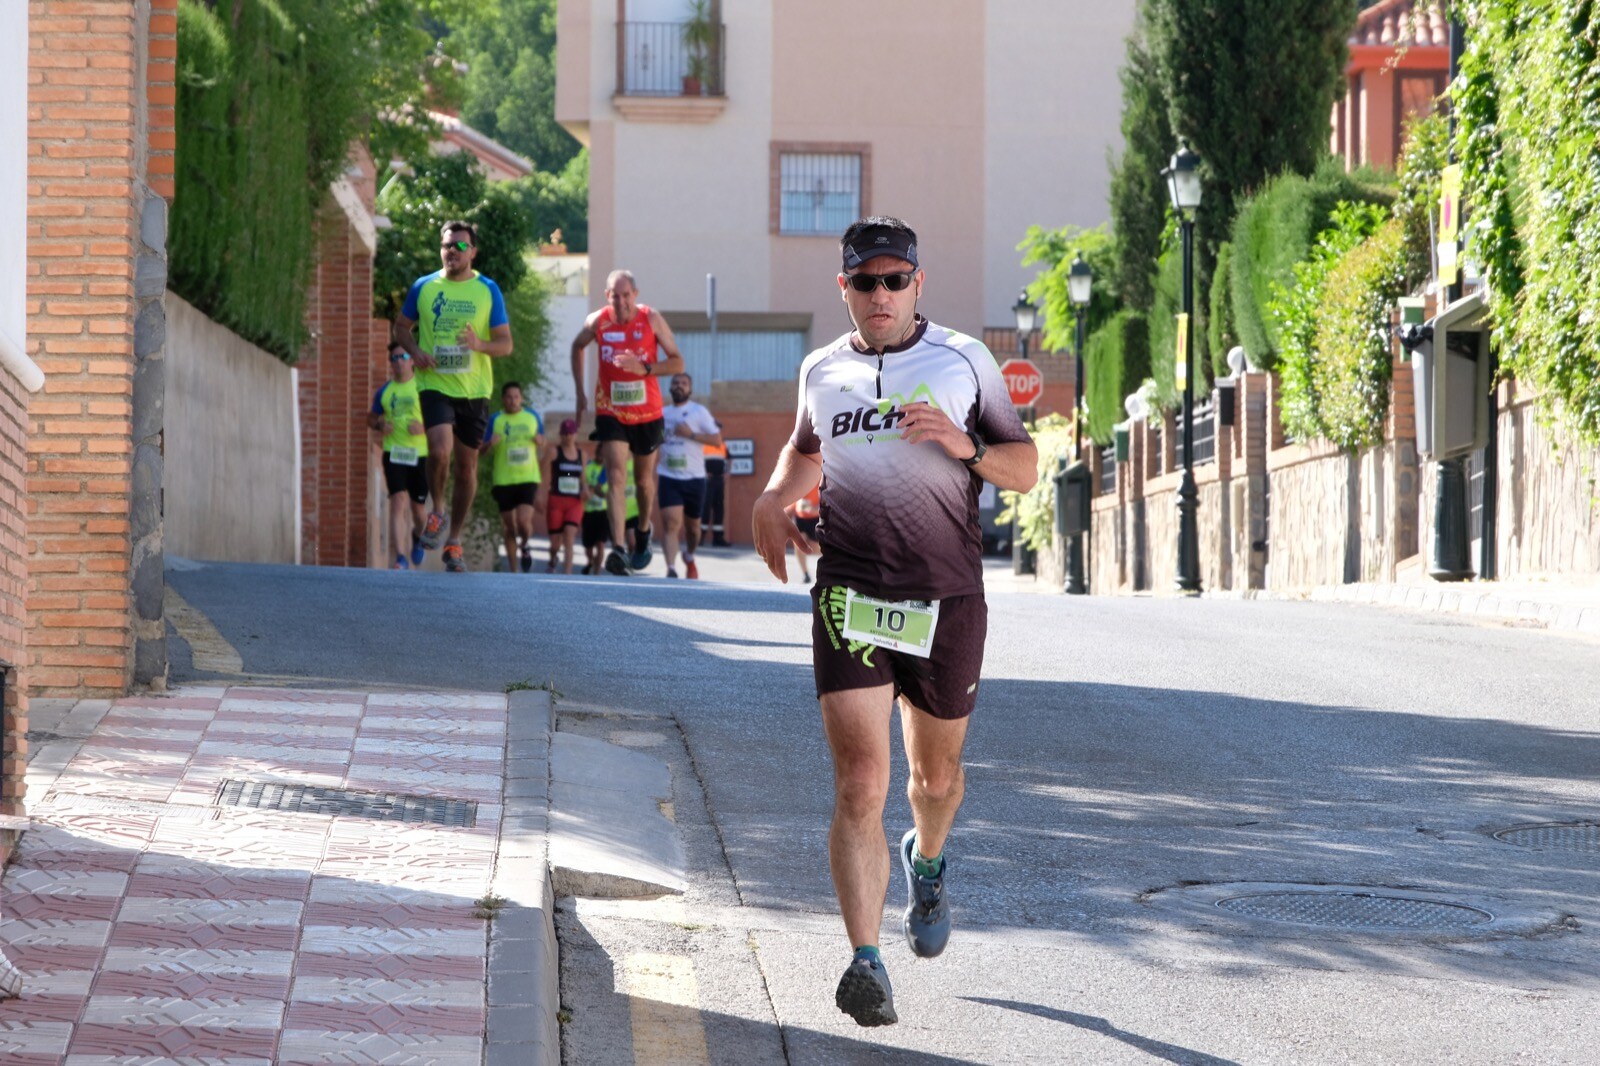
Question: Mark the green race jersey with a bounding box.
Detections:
[487,409,544,486]
[583,460,608,513]
[372,378,429,460]
[402,270,509,400]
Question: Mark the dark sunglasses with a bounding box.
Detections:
[441,240,473,252]
[844,270,916,293]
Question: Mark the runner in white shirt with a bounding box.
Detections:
[657,373,723,579]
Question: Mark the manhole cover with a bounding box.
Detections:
[1493,822,1600,853]
[216,780,476,827]
[1216,891,1493,930]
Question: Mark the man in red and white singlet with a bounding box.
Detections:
[570,269,686,576]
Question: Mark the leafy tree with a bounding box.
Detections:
[447,0,581,172]
[1107,7,1173,314]
[1146,0,1358,291]
[503,150,590,253]
[374,152,532,320]
[1017,224,1118,355]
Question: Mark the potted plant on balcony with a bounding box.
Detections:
[681,0,714,96]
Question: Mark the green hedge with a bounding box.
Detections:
[1208,240,1238,373]
[1148,240,1182,408]
[1459,0,1600,443]
[1229,160,1393,371]
[1083,310,1149,444]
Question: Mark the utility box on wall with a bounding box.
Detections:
[1412,292,1492,461]
[1056,459,1092,536]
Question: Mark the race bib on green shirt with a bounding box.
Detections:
[841,590,939,657]
[433,344,470,373]
[611,380,646,406]
[389,446,419,467]
[508,446,532,466]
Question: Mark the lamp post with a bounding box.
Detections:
[1011,291,1037,576]
[1064,254,1092,595]
[1163,140,1203,594]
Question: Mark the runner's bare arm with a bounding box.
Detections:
[459,322,513,357]
[897,402,1039,492]
[395,316,434,370]
[570,320,597,421]
[752,444,823,583]
[646,308,686,376]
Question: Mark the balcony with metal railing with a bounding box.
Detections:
[616,20,725,98]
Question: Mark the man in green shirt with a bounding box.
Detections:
[482,381,545,573]
[367,342,429,569]
[396,220,514,573]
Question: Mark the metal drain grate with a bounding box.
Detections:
[216,780,476,827]
[1216,891,1493,930]
[1493,822,1600,854]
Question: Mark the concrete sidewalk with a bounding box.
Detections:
[0,685,560,1065]
[1244,575,1600,636]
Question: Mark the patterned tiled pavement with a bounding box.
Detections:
[0,686,531,1065]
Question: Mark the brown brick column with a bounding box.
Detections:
[26,0,171,696]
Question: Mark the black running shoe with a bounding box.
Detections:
[835,956,897,1027]
[603,547,630,576]
[900,828,950,958]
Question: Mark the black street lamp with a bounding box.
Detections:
[1011,291,1037,576]
[1064,254,1092,595]
[1163,141,1203,594]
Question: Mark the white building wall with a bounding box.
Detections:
[984,0,1137,329]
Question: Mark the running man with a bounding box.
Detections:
[368,342,429,570]
[658,373,723,579]
[702,437,730,546]
[482,381,544,573]
[570,269,685,576]
[396,220,513,573]
[751,217,1038,1027]
[543,419,586,574]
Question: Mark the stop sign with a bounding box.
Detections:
[1000,358,1043,407]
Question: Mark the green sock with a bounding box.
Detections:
[912,840,942,879]
[853,944,881,964]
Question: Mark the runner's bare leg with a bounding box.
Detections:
[820,684,896,949]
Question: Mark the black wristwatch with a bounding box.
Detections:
[961,431,987,467]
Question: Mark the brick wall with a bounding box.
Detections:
[0,369,31,829]
[25,0,173,697]
[298,151,385,568]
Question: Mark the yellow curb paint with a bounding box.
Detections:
[622,952,710,1066]
[163,586,243,675]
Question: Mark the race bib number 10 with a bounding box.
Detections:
[611,380,646,406]
[841,590,939,658]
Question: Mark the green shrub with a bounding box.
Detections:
[996,413,1075,554]
[1393,112,1450,284]
[1269,201,1389,443]
[1229,160,1394,370]
[1306,218,1411,449]
[1083,311,1149,444]
[1458,0,1600,443]
[1147,236,1186,410]
[1208,240,1238,374]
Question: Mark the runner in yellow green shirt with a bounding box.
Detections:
[481,381,544,573]
[395,220,514,572]
[367,342,430,569]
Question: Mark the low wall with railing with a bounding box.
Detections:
[1061,339,1596,595]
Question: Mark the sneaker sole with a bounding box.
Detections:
[901,829,950,959]
[603,554,630,577]
[835,968,897,1027]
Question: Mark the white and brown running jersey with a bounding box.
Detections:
[790,318,1032,601]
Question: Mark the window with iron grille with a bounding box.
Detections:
[778,152,862,236]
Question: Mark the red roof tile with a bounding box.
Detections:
[1352,0,1448,48]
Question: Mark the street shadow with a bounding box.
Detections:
[963,997,1242,1066]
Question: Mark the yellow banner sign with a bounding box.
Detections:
[1438,163,1463,287]
[1174,312,1189,391]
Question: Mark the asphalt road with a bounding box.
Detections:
[167,548,1600,1063]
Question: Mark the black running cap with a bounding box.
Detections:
[842,225,918,271]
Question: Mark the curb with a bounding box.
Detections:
[1239,582,1600,635]
[486,688,559,1066]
